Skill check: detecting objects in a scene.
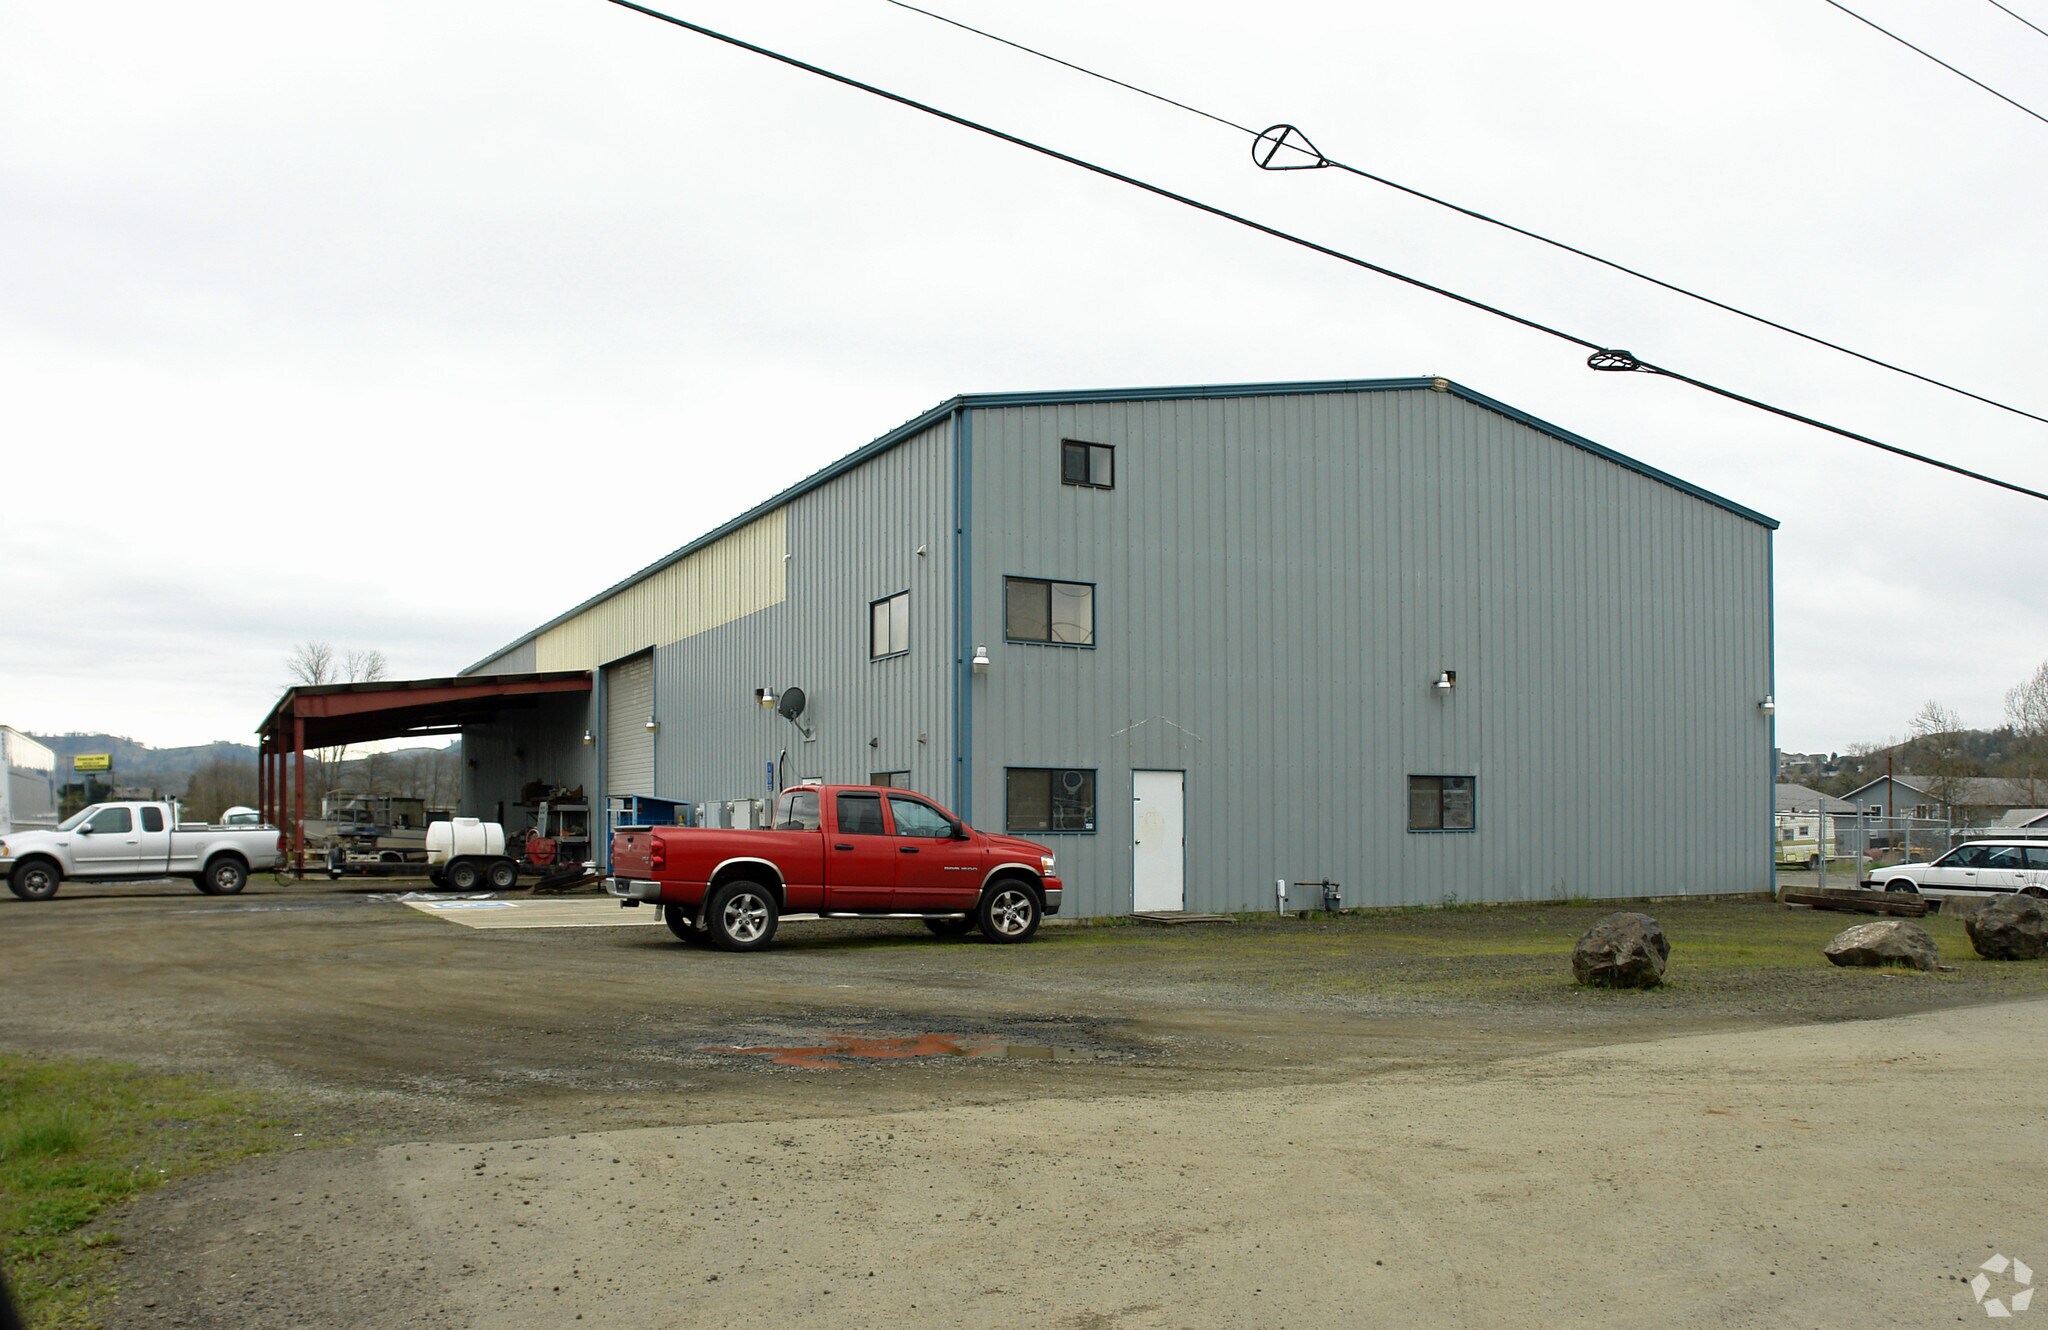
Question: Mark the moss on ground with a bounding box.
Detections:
[0,1054,293,1329]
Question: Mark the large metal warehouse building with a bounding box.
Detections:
[459,376,1777,917]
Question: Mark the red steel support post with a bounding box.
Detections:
[293,718,306,877]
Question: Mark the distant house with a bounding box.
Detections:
[1773,783,1857,864]
[1837,774,2047,828]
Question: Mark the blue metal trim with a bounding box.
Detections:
[1767,530,1778,897]
[463,376,1774,673]
[952,408,974,821]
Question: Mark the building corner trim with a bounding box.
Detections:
[952,407,974,820]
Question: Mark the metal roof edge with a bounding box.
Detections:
[461,374,1775,674]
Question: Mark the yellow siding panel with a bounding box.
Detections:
[534,510,787,670]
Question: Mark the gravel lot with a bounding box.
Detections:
[4,879,2046,1327]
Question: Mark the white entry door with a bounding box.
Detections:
[1131,770,1185,912]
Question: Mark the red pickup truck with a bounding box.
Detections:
[607,784,1063,951]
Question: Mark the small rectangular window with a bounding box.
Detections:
[869,770,911,788]
[1060,439,1114,489]
[140,806,165,833]
[1004,577,1094,646]
[870,591,909,659]
[1407,775,1476,832]
[1006,767,1097,833]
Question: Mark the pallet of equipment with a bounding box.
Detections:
[1781,888,1930,917]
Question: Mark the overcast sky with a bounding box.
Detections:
[4,0,2045,753]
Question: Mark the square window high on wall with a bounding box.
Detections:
[1061,439,1114,489]
[1005,577,1094,646]
[870,591,909,659]
[1408,775,1477,832]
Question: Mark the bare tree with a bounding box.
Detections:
[182,754,257,822]
[1909,700,1974,823]
[286,641,392,803]
[2005,661,2048,802]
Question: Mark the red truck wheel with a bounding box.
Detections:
[707,880,779,951]
[663,904,710,945]
[977,881,1041,943]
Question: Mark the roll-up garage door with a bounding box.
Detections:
[603,653,655,797]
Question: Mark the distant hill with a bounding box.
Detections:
[29,733,455,790]
[32,734,256,784]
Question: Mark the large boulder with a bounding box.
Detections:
[1571,912,1670,988]
[1823,920,1939,972]
[1964,895,2048,961]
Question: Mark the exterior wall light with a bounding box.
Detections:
[755,688,777,709]
[1434,669,1457,692]
[581,730,594,746]
[1759,696,1776,714]
[643,716,659,732]
[971,644,991,674]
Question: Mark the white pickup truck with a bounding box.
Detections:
[0,801,283,901]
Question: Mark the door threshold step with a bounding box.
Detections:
[1130,911,1235,926]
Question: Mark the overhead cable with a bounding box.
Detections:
[596,0,2048,506]
[883,0,2048,432]
[1985,0,2048,41]
[1819,0,2048,127]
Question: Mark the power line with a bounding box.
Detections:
[1819,0,2048,127]
[883,0,2048,432]
[596,0,2048,506]
[1985,0,2048,41]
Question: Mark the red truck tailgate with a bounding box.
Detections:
[611,827,659,879]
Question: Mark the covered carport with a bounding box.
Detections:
[255,672,592,873]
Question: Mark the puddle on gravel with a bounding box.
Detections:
[699,1033,1115,1070]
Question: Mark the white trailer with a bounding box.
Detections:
[1,727,58,836]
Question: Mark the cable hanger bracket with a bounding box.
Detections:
[1587,348,1656,374]
[1252,123,1327,170]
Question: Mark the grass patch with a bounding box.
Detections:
[996,896,2048,1012]
[0,1053,292,1329]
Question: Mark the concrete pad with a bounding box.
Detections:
[401,897,660,929]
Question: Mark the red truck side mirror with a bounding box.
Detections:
[949,820,969,840]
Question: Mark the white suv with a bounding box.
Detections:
[1869,840,2048,900]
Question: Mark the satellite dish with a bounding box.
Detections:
[776,687,808,722]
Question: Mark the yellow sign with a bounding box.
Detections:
[72,754,112,772]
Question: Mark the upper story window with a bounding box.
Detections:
[1005,577,1094,646]
[1061,439,1114,489]
[870,591,909,659]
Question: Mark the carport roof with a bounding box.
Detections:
[257,671,591,750]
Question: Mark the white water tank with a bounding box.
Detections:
[425,818,507,865]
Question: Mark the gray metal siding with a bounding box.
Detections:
[459,692,597,825]
[604,653,656,797]
[966,389,1772,917]
[645,419,959,808]
[469,641,537,676]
